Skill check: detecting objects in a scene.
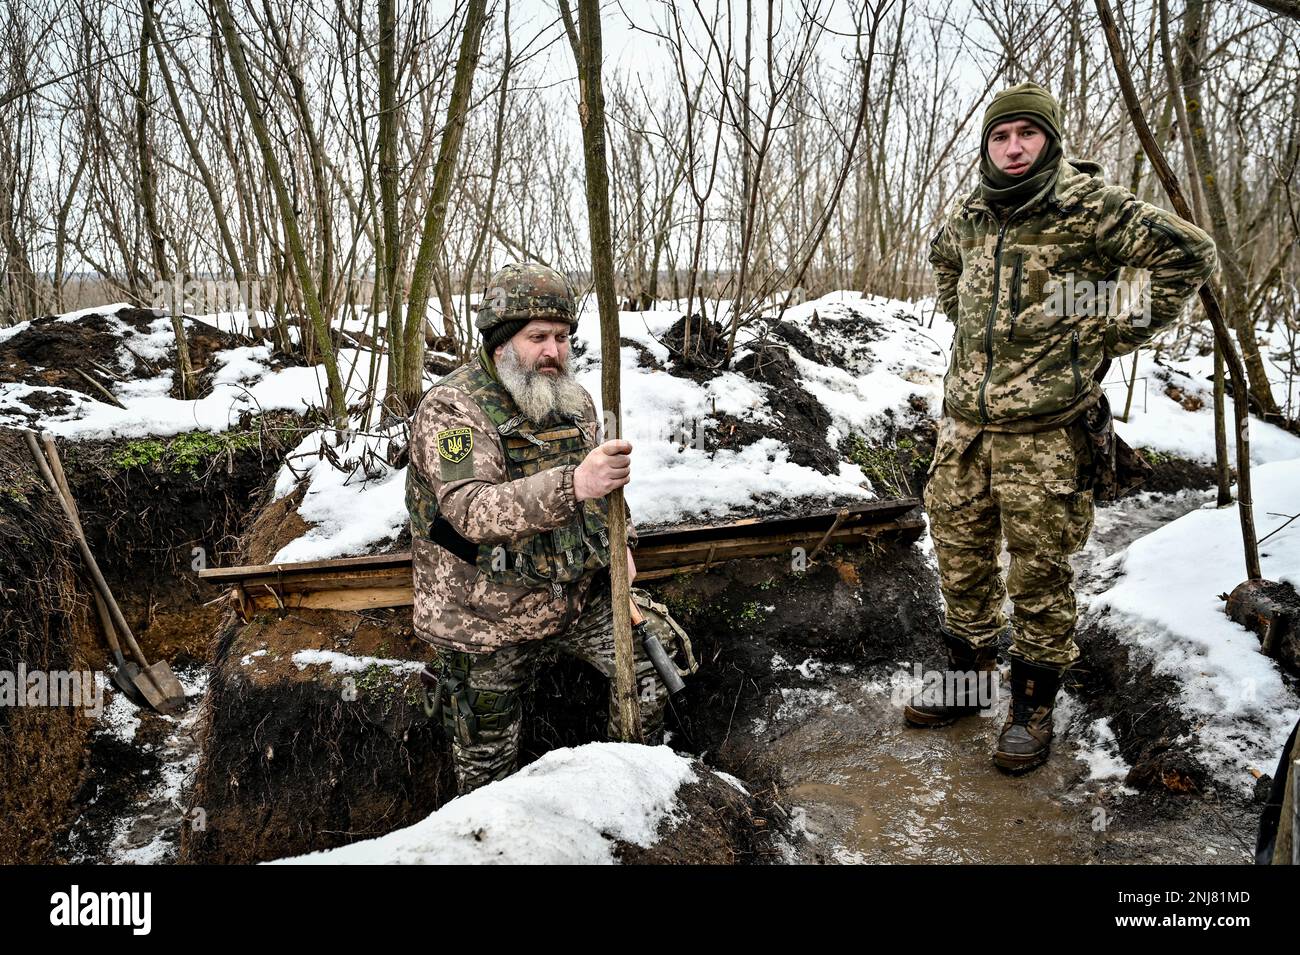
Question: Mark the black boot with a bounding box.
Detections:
[903,629,999,727]
[994,656,1064,772]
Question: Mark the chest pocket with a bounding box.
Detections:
[1010,234,1095,339]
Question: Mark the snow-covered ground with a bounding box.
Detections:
[1087,458,1300,792]
[270,743,702,864]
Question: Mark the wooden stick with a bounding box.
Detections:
[562,0,643,742]
[25,431,164,693]
[75,368,126,408]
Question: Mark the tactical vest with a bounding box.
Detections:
[406,357,613,591]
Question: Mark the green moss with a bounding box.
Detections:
[1138,446,1173,466]
[111,428,261,476]
[846,433,930,497]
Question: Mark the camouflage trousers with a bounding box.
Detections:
[924,417,1095,667]
[446,587,672,794]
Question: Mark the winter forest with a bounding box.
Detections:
[1,0,1299,874]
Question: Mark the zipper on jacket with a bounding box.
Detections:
[1007,251,1025,341]
[1070,329,1082,397]
[977,220,1010,424]
[1141,215,1193,263]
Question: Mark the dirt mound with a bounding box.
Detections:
[1075,610,1206,793]
[181,607,452,864]
[614,769,779,863]
[807,306,888,369]
[768,319,846,369]
[0,308,260,411]
[1131,448,1218,496]
[0,428,98,863]
[732,344,838,474]
[663,315,729,378]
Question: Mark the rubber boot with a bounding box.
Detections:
[903,628,999,727]
[993,656,1064,772]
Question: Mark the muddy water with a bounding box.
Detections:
[764,488,1222,865]
[774,670,1092,863]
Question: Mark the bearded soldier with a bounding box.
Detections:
[906,83,1217,771]
[407,263,688,793]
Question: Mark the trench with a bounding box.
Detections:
[57,479,1261,865]
[715,488,1262,864]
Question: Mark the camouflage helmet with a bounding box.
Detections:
[476,263,578,335]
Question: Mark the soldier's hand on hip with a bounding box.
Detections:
[575,439,632,501]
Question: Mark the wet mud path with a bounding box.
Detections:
[749,489,1262,864]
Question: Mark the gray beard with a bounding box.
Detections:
[495,341,588,424]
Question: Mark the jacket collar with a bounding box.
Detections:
[961,158,1105,220]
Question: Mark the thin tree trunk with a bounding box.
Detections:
[560,0,644,744]
[1179,0,1280,419]
[138,0,194,398]
[400,0,488,413]
[1158,0,1231,504]
[211,0,346,429]
[1095,0,1261,580]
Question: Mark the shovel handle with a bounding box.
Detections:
[25,431,156,677]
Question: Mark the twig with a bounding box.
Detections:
[75,368,126,408]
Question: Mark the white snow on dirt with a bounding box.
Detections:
[1087,457,1300,792]
[269,743,698,864]
[291,649,423,675]
[0,309,338,439]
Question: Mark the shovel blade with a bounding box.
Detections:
[110,665,150,709]
[143,661,188,714]
[119,661,169,713]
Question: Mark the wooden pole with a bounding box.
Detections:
[1094,0,1261,581]
[560,0,643,741]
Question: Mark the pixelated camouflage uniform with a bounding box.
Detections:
[407,268,679,792]
[927,159,1217,666]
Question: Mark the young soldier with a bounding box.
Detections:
[907,82,1217,771]
[406,263,687,792]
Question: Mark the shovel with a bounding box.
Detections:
[24,430,187,714]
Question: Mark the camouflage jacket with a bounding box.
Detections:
[929,159,1217,427]
[408,355,636,653]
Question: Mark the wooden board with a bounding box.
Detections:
[205,498,924,620]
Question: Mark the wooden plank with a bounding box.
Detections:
[198,551,411,583]
[249,585,414,613]
[634,521,921,570]
[204,499,923,599]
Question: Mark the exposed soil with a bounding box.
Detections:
[181,607,453,864]
[1133,449,1219,495]
[0,308,291,411]
[0,429,98,864]
[662,315,729,380]
[614,771,776,864]
[7,411,309,863]
[732,344,838,474]
[1075,614,1204,793]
